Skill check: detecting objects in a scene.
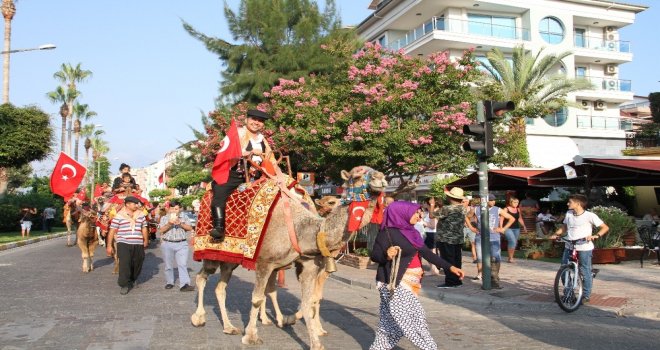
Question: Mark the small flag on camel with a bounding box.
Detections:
[50,152,87,199]
[212,118,242,185]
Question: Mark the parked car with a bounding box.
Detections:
[182,210,198,229]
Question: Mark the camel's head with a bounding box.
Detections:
[314,196,341,217]
[340,166,388,204]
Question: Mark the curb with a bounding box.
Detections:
[0,232,68,252]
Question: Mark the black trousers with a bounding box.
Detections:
[117,242,145,288]
[211,171,245,208]
[45,218,54,233]
[438,241,463,286]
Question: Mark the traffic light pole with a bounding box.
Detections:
[475,101,492,290]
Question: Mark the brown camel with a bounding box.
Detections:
[76,210,99,273]
[191,166,387,350]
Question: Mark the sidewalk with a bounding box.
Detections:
[0,231,69,252]
[329,251,660,320]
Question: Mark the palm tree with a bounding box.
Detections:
[479,45,593,166]
[2,0,16,103]
[90,135,109,186]
[72,103,97,161]
[46,85,78,153]
[52,63,92,156]
[81,124,102,169]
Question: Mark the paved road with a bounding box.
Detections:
[0,237,658,349]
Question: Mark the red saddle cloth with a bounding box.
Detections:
[193,177,295,270]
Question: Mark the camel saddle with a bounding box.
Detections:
[193,176,296,270]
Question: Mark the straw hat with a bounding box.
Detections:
[444,187,465,200]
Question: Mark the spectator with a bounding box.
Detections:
[43,206,56,233]
[19,206,37,239]
[369,201,464,349]
[501,197,527,263]
[421,198,439,275]
[471,194,515,288]
[106,196,149,295]
[159,200,195,292]
[520,192,540,220]
[431,188,472,288]
[536,208,556,237]
[550,194,609,304]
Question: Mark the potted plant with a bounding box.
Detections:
[590,206,637,263]
[339,247,371,269]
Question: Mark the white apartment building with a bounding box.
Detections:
[134,146,191,201]
[357,0,647,168]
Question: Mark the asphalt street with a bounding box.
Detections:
[0,236,658,349]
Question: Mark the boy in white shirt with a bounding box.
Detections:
[550,194,609,304]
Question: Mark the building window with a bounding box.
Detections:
[575,66,586,78]
[377,35,386,47]
[468,14,516,39]
[543,107,568,127]
[574,28,586,47]
[539,17,564,44]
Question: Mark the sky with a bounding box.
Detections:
[5,0,659,176]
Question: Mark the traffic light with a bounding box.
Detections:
[462,121,493,158]
[462,100,514,158]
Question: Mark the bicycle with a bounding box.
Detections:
[553,237,599,313]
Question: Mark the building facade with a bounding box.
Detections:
[357,0,647,168]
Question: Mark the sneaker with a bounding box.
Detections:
[582,297,591,304]
[472,274,482,281]
[180,284,195,292]
[591,269,600,278]
[472,259,478,264]
[165,284,174,289]
[120,287,129,295]
[436,284,460,289]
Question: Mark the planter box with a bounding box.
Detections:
[338,254,371,269]
[527,251,544,260]
[592,248,626,264]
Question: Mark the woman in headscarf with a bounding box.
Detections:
[369,201,465,350]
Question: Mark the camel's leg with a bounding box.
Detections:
[78,238,89,272]
[312,270,330,336]
[242,265,273,346]
[191,261,217,327]
[216,263,241,335]
[89,240,98,271]
[262,270,284,327]
[297,258,325,350]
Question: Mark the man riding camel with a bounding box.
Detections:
[209,109,276,242]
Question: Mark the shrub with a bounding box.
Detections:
[353,248,370,257]
[0,204,20,231]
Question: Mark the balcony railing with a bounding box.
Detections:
[574,35,631,53]
[584,76,632,92]
[577,115,633,130]
[387,16,530,51]
[626,134,660,148]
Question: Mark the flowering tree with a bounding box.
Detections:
[199,43,481,179]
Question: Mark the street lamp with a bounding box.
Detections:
[2,43,57,103]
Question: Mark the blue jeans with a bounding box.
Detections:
[475,236,501,263]
[561,249,593,298]
[504,228,520,249]
[161,240,191,287]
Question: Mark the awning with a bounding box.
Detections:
[528,156,660,187]
[446,168,548,190]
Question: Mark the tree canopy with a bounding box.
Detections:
[199,43,481,179]
[183,0,359,104]
[0,104,52,168]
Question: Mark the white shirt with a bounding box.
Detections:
[563,210,604,251]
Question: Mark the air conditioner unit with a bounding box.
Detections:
[605,26,616,33]
[580,100,590,109]
[605,40,617,51]
[594,101,606,110]
[605,64,618,74]
[604,79,618,90]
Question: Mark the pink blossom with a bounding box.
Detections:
[400,92,414,100]
[310,129,318,134]
[396,162,406,166]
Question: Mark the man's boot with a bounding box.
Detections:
[491,260,503,289]
[209,206,226,242]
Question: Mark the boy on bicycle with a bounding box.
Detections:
[550,194,609,304]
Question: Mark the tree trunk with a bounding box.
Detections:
[2,5,11,104]
[0,166,8,198]
[61,116,67,153]
[66,111,72,155]
[74,134,80,161]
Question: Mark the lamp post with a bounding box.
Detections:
[2,44,56,103]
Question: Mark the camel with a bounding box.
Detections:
[191,166,387,350]
[76,209,99,272]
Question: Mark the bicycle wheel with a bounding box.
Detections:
[553,265,583,312]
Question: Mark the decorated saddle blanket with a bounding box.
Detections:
[193,176,295,270]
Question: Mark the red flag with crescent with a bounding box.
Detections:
[370,192,385,224]
[50,152,87,199]
[347,200,369,232]
[212,118,242,185]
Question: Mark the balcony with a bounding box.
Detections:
[577,115,633,131]
[574,35,631,53]
[387,16,530,52]
[585,76,632,92]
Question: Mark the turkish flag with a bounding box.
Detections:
[158,172,164,184]
[50,152,87,199]
[94,184,103,198]
[211,118,242,185]
[347,200,370,232]
[370,193,385,224]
